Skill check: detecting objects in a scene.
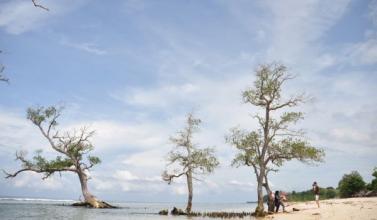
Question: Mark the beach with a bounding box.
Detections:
[268,197,377,220]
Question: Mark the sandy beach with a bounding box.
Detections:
[265,197,377,220]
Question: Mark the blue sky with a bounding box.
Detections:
[0,0,376,203]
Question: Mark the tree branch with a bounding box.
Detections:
[32,0,49,11]
[162,171,186,184]
[3,166,76,179]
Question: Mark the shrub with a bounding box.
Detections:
[367,167,377,192]
[325,187,337,198]
[338,171,366,198]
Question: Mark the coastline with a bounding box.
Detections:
[266,197,377,220]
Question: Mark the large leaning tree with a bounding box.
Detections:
[226,63,325,216]
[162,113,219,213]
[3,106,114,208]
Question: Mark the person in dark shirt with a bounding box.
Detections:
[312,181,320,208]
[274,191,281,212]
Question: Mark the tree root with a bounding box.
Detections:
[72,200,116,208]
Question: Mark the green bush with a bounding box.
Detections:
[325,187,337,198]
[367,167,377,192]
[338,171,366,198]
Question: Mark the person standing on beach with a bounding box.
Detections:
[313,181,320,208]
[280,191,287,212]
[274,191,281,212]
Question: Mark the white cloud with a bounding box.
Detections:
[60,39,108,55]
[0,0,87,35]
[264,0,350,63]
[0,110,53,155]
[369,0,377,26]
[113,170,139,181]
[346,38,377,65]
[173,185,187,195]
[9,172,64,190]
[122,150,165,168]
[330,128,370,143]
[111,83,199,107]
[228,180,254,188]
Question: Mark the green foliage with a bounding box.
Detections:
[19,150,74,178]
[367,167,377,191]
[27,106,60,126]
[242,63,287,107]
[287,187,338,202]
[164,113,219,181]
[88,156,101,166]
[226,128,261,167]
[325,187,337,198]
[338,171,366,198]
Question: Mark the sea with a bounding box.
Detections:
[0,198,257,220]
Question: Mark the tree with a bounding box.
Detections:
[226,63,325,216]
[162,113,219,213]
[3,106,113,208]
[367,167,377,191]
[338,171,366,197]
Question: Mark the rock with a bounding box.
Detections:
[158,209,168,215]
[292,208,300,211]
[365,191,377,197]
[171,207,186,215]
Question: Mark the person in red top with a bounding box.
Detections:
[312,181,320,208]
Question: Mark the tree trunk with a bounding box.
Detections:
[77,170,114,208]
[186,170,193,213]
[263,175,274,213]
[254,171,266,216]
[263,178,271,194]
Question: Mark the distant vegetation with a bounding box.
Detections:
[287,187,337,202]
[281,168,377,202]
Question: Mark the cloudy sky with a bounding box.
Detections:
[0,0,376,203]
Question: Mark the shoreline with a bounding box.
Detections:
[266,197,377,220]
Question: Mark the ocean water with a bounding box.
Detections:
[0,198,257,220]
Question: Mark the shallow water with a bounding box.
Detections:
[0,198,257,220]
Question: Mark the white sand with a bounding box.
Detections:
[264,197,377,220]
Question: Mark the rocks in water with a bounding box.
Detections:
[158,209,168,215]
[171,207,186,215]
[159,207,256,218]
[199,211,253,218]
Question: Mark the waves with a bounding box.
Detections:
[0,197,77,203]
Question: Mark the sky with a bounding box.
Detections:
[0,0,376,203]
